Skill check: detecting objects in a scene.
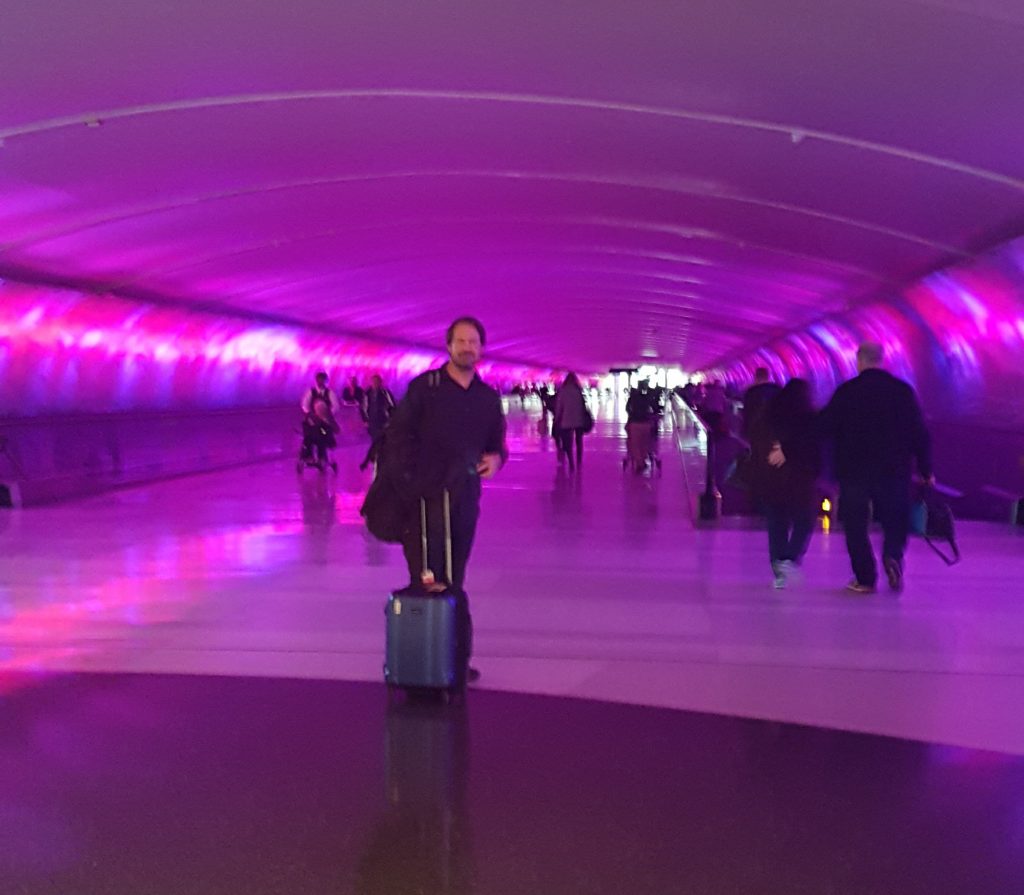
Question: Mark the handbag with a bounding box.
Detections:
[581,405,595,434]
[725,448,755,490]
[910,486,960,566]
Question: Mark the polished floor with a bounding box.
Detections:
[2,404,1022,753]
[3,404,1024,891]
[3,672,1023,894]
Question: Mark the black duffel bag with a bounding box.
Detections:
[360,467,412,543]
[360,425,416,543]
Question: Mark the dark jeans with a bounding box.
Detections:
[558,428,584,467]
[401,492,479,667]
[839,478,911,587]
[764,503,815,566]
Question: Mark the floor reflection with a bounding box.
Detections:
[357,697,475,894]
[1,670,1024,892]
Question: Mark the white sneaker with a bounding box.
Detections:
[779,560,802,585]
[771,561,787,589]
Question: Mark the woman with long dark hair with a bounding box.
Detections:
[554,372,590,471]
[755,378,822,589]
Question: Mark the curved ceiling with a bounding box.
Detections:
[2,0,1023,371]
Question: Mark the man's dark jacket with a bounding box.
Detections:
[741,382,781,441]
[819,368,932,483]
[387,366,508,501]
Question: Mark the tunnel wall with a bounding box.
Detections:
[0,281,547,413]
[712,237,1024,520]
[0,280,550,504]
[0,405,366,506]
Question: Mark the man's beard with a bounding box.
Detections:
[451,352,477,371]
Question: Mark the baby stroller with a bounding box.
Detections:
[297,401,339,473]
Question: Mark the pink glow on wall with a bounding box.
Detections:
[0,281,554,415]
[715,237,1024,426]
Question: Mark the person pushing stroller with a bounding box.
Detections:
[298,371,340,472]
[624,381,662,474]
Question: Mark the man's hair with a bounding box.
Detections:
[856,341,884,367]
[754,367,770,382]
[446,316,487,346]
[315,370,328,381]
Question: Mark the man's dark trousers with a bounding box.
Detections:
[401,491,478,671]
[839,478,911,587]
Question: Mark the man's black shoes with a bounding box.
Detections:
[884,557,904,593]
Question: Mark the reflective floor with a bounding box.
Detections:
[3,673,1023,894]
[3,404,1024,891]
[2,405,1023,752]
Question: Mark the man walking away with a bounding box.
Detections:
[819,342,933,594]
[742,367,781,443]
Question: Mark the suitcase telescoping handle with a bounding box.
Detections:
[419,489,453,587]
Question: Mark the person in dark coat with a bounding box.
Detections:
[342,376,366,413]
[755,378,822,589]
[359,374,396,471]
[625,383,657,472]
[553,372,590,471]
[817,341,933,594]
[742,367,781,442]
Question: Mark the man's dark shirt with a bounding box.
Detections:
[741,382,781,441]
[388,366,508,500]
[819,368,932,483]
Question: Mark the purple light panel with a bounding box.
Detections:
[0,281,554,415]
[715,238,1024,427]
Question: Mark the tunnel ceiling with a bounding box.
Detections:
[2,1,1023,373]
